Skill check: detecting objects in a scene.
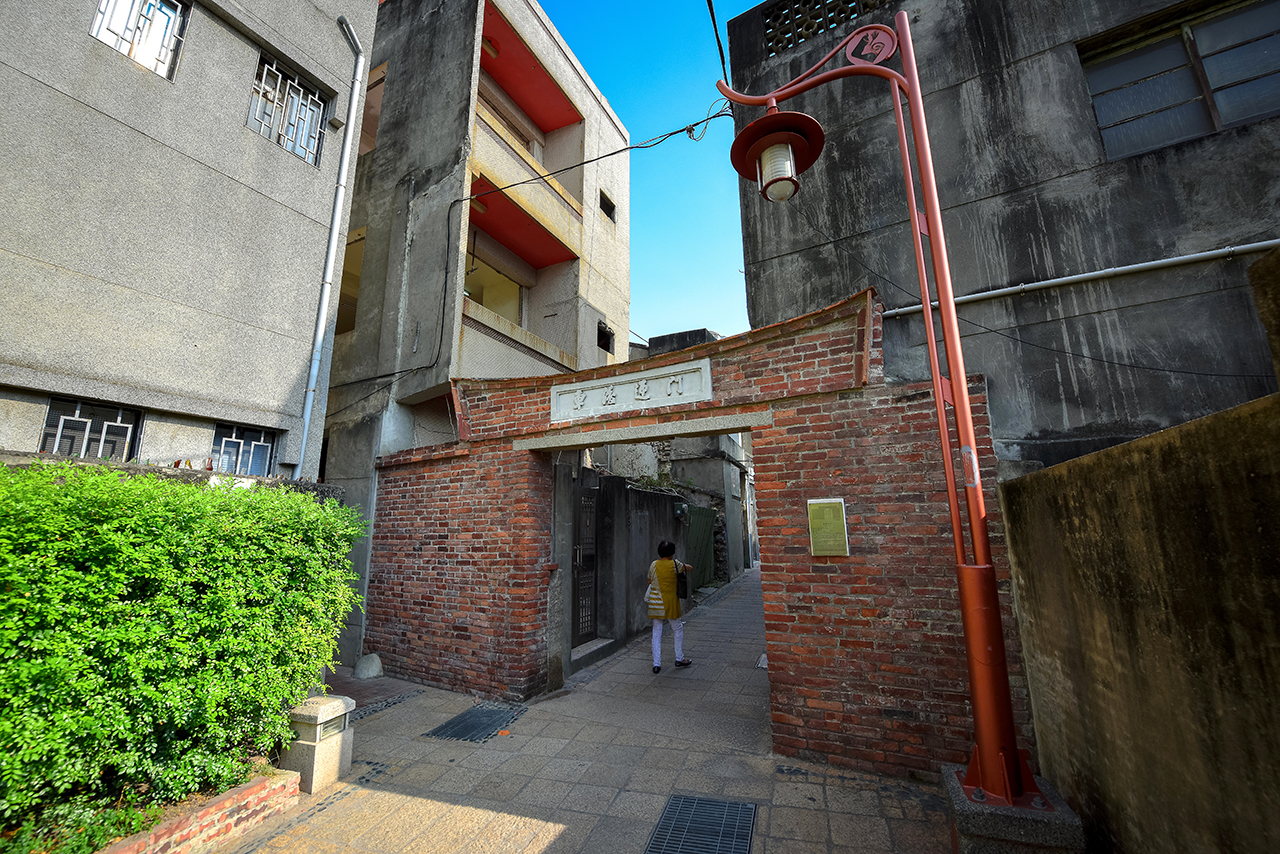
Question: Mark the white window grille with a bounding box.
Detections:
[40,398,140,462]
[89,0,189,79]
[212,424,276,477]
[762,0,890,57]
[247,54,328,166]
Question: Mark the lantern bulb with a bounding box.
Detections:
[760,143,798,202]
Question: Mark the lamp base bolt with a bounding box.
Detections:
[943,764,1085,854]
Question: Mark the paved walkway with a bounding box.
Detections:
[222,568,950,853]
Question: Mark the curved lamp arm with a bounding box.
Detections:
[715,24,910,109]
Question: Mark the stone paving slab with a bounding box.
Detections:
[219,568,950,853]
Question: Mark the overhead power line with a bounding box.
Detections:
[706,0,730,83]
[468,105,732,202]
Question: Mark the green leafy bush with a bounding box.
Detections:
[0,462,364,843]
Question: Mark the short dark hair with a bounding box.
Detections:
[657,540,676,558]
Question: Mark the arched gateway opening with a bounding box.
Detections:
[364,291,1032,780]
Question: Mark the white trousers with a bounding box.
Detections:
[652,618,684,667]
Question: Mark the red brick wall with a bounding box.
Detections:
[367,444,554,700]
[365,292,1032,778]
[99,772,299,854]
[755,378,1031,779]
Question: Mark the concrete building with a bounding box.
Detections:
[727,0,1280,473]
[0,1,377,478]
[324,0,630,662]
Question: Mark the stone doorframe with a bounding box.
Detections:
[365,290,1033,780]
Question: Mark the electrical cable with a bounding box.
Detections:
[790,201,1274,380]
[468,106,732,201]
[706,0,731,83]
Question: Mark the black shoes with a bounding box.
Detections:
[654,660,692,672]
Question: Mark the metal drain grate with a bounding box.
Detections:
[645,795,757,854]
[422,702,523,743]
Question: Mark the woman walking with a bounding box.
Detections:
[648,540,692,673]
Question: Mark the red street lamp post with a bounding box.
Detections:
[719,10,1043,809]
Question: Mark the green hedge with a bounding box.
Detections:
[0,462,365,837]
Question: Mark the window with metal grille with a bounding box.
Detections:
[40,398,141,462]
[212,424,276,477]
[89,0,189,79]
[247,55,328,166]
[1083,0,1280,160]
[762,0,891,57]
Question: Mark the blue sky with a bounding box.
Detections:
[537,0,763,343]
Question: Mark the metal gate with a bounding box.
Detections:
[685,505,716,591]
[571,486,599,646]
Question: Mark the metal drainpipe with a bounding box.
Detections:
[297,16,365,477]
[882,238,1280,318]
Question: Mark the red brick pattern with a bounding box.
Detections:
[367,444,555,699]
[98,772,299,854]
[366,291,1032,779]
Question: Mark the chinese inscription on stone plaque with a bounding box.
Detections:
[549,358,712,422]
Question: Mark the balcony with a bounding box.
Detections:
[459,297,577,378]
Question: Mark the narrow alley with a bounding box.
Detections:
[222,569,951,854]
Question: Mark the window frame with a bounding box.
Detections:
[597,321,615,355]
[89,0,190,80]
[40,397,142,462]
[1081,0,1280,160]
[247,54,329,166]
[211,424,277,477]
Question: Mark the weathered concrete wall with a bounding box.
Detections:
[0,387,47,453]
[0,0,377,478]
[728,0,1279,468]
[1000,393,1280,853]
[1249,248,1280,380]
[331,0,479,408]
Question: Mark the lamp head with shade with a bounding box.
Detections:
[729,110,825,203]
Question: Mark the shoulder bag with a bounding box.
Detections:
[646,582,665,618]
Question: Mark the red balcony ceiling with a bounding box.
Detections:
[481,2,582,134]
[469,175,577,270]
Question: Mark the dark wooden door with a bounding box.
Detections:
[686,505,716,591]
[571,486,599,646]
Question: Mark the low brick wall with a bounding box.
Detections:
[98,771,299,854]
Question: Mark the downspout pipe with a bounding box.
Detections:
[882,238,1280,318]
[297,15,365,477]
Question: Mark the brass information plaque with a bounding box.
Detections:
[807,498,849,557]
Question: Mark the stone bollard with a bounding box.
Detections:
[278,695,355,794]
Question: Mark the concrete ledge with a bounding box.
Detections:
[943,764,1084,853]
[98,770,300,854]
[513,410,775,450]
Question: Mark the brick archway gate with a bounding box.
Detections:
[366,291,1033,780]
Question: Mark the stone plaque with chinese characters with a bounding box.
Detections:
[807,498,850,557]
[549,359,713,422]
